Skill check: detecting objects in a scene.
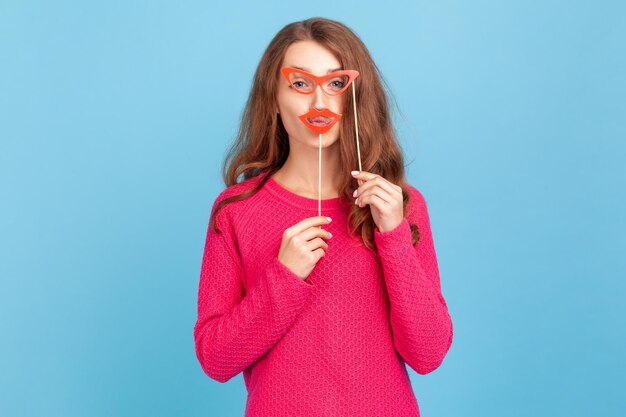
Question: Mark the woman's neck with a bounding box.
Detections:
[272,145,342,199]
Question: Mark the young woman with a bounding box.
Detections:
[194,17,453,417]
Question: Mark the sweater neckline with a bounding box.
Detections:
[264,174,345,211]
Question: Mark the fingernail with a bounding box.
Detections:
[326,216,332,222]
[351,170,360,176]
[328,232,333,238]
[352,189,358,197]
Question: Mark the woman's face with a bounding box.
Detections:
[277,40,346,149]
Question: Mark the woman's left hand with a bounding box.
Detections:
[352,171,404,233]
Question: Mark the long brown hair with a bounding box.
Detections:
[210,17,420,250]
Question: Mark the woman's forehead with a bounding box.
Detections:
[282,40,341,76]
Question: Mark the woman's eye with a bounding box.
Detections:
[293,81,307,88]
[329,80,345,90]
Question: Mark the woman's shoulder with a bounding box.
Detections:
[214,174,264,205]
[405,182,425,200]
[213,174,263,216]
[403,182,430,224]
[210,174,266,224]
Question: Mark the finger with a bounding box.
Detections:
[352,170,394,186]
[351,170,377,181]
[312,247,326,259]
[357,185,395,205]
[289,216,332,236]
[353,172,402,198]
[359,193,390,211]
[356,180,399,205]
[305,237,328,252]
[351,170,373,189]
[299,225,333,242]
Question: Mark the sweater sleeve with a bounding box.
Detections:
[193,194,314,383]
[373,185,453,375]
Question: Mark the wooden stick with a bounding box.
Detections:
[318,132,322,217]
[352,82,364,186]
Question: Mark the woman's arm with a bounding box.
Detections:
[373,185,453,375]
[193,194,313,383]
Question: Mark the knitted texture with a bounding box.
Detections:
[193,172,453,416]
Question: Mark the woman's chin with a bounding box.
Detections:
[289,133,339,150]
[307,132,339,147]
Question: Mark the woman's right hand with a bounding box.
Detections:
[277,216,333,280]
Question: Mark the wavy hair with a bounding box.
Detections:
[210,17,420,250]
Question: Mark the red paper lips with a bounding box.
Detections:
[297,108,342,134]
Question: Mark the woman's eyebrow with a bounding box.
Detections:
[291,66,343,74]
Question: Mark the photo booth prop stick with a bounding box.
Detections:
[280,67,362,217]
[297,108,343,216]
[351,80,363,188]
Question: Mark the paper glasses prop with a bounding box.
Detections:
[280,67,362,217]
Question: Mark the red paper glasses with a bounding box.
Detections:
[281,67,360,96]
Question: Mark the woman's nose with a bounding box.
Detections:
[311,85,327,110]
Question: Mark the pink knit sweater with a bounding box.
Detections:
[193,171,453,416]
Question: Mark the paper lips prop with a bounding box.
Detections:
[297,108,342,135]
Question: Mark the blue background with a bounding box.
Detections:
[1,1,625,416]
